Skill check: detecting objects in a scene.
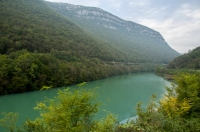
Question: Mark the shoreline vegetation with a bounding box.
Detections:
[0,72,200,131]
[0,50,161,95]
[155,46,200,81]
[155,67,200,80]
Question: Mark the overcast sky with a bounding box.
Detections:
[46,0,200,53]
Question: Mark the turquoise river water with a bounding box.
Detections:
[0,73,171,131]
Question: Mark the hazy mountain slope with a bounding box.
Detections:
[46,2,180,63]
[168,46,200,69]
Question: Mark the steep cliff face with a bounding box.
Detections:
[76,8,165,42]
[46,2,180,63]
[51,3,166,42]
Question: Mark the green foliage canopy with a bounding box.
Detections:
[168,46,200,69]
[1,73,200,131]
[116,73,200,131]
[0,88,117,132]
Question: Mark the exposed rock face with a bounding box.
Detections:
[62,3,165,43]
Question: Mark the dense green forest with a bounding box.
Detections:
[0,0,165,95]
[1,73,200,131]
[155,46,200,79]
[0,49,159,94]
[168,46,200,69]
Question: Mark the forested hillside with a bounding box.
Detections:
[168,46,200,69]
[0,0,161,95]
[0,0,119,60]
[46,2,180,63]
[155,46,200,80]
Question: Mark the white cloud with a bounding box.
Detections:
[181,4,189,9]
[107,0,122,9]
[129,1,149,6]
[126,2,200,53]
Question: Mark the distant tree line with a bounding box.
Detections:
[0,50,159,95]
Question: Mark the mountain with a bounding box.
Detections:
[0,0,167,95]
[0,0,119,61]
[0,0,180,95]
[45,2,180,63]
[167,46,200,69]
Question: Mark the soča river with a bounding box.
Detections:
[0,73,170,130]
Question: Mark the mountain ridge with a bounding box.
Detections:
[0,0,180,95]
[46,1,180,63]
[47,2,167,43]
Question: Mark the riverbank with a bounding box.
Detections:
[0,73,170,131]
